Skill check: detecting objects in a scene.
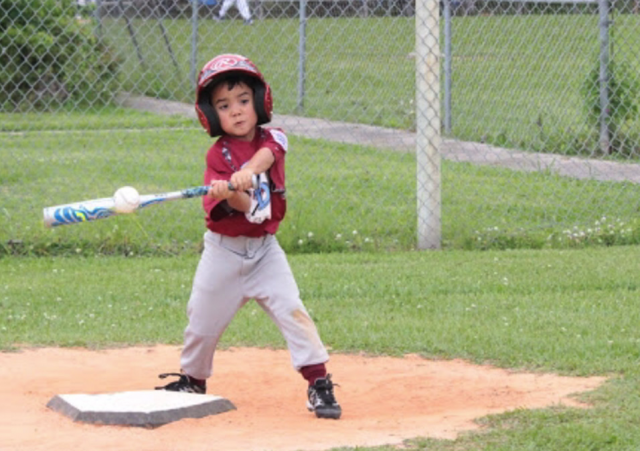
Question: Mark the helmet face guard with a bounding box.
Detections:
[195,54,273,137]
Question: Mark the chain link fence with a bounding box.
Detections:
[1,0,640,255]
[442,0,640,248]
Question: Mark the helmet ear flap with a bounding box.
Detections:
[196,87,223,137]
[253,82,273,126]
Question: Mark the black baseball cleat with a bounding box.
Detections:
[155,373,206,394]
[307,374,342,419]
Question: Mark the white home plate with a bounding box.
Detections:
[47,390,236,428]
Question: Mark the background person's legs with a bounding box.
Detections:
[236,0,253,23]
[217,0,236,19]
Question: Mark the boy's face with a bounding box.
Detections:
[211,80,258,141]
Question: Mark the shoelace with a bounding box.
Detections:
[155,372,189,390]
[318,387,337,404]
[314,376,339,405]
[157,372,183,380]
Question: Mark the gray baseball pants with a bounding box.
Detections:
[180,230,329,380]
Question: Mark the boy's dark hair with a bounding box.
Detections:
[209,73,257,98]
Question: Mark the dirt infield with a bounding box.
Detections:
[0,346,605,451]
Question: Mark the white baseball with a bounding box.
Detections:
[113,186,140,214]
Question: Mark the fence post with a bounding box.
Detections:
[297,0,307,113]
[415,0,441,250]
[190,0,200,89]
[598,0,610,154]
[120,0,146,68]
[94,0,103,40]
[444,0,452,135]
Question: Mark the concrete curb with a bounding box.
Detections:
[117,93,640,184]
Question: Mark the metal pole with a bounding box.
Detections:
[190,0,199,88]
[155,0,180,75]
[95,0,103,40]
[120,0,146,68]
[297,0,307,113]
[444,0,452,135]
[598,0,610,154]
[415,0,441,249]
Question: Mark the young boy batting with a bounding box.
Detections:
[155,54,341,420]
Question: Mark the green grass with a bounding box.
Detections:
[4,117,640,256]
[0,122,640,255]
[4,247,640,449]
[4,247,640,374]
[0,105,194,132]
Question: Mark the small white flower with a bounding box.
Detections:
[335,234,342,240]
[298,239,304,245]
[352,230,358,235]
[307,232,314,238]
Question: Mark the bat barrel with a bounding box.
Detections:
[43,197,117,228]
[41,183,234,228]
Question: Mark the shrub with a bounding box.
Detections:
[582,58,640,156]
[0,0,119,110]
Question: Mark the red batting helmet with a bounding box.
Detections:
[195,54,273,137]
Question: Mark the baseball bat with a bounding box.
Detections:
[43,176,259,228]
